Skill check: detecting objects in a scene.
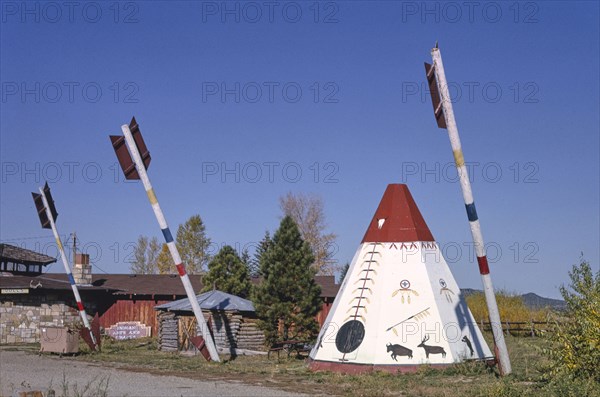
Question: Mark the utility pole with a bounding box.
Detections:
[424,44,512,375]
[72,232,77,265]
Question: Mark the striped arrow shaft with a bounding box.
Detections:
[430,47,511,375]
[39,187,96,348]
[120,124,220,362]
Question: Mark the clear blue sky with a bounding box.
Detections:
[1,1,598,299]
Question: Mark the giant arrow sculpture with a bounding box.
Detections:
[424,44,511,375]
[32,182,98,351]
[110,117,220,362]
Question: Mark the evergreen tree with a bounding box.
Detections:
[254,216,322,343]
[202,245,251,298]
[253,231,272,278]
[339,262,350,284]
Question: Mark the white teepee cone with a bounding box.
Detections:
[309,184,493,373]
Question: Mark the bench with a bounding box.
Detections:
[268,340,311,359]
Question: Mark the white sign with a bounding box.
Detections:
[1,288,29,294]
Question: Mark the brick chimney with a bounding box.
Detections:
[72,253,92,285]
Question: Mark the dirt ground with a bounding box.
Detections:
[0,349,309,397]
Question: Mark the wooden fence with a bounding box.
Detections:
[478,320,558,337]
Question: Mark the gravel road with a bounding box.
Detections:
[0,350,307,397]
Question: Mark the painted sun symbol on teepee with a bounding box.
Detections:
[392,279,419,304]
[439,278,455,302]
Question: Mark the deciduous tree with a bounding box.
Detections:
[130,235,160,274]
[156,244,173,274]
[549,259,600,382]
[176,215,211,274]
[279,192,337,275]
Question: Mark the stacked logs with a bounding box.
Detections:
[236,318,266,351]
[158,310,267,352]
[207,312,241,349]
[157,311,178,351]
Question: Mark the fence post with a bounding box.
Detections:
[530,317,534,337]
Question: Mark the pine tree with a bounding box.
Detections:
[253,231,271,278]
[339,262,350,284]
[254,216,322,343]
[202,245,251,298]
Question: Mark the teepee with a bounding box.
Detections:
[309,184,493,373]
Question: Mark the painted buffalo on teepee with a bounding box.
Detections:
[308,184,493,373]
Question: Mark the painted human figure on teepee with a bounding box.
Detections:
[309,184,493,374]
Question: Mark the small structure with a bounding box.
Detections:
[40,326,79,355]
[155,290,265,353]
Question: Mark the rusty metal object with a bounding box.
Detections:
[110,117,151,180]
[31,183,58,229]
[424,62,447,129]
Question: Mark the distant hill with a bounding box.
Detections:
[521,293,567,311]
[460,289,567,311]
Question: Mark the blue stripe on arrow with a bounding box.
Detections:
[465,203,478,222]
[161,227,174,243]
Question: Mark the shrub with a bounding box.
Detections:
[547,260,600,382]
[466,290,551,323]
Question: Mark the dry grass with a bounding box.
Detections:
[4,332,590,396]
[58,332,600,397]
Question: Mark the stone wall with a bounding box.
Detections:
[0,293,85,344]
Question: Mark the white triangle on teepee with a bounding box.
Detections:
[309,184,493,374]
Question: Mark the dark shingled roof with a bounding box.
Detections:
[0,273,340,298]
[0,274,113,291]
[89,274,204,296]
[0,244,57,266]
[315,275,339,298]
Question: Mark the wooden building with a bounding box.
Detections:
[0,244,56,275]
[1,245,340,345]
[155,290,265,353]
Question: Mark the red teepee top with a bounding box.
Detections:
[361,184,435,243]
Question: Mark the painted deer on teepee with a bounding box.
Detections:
[417,335,446,358]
